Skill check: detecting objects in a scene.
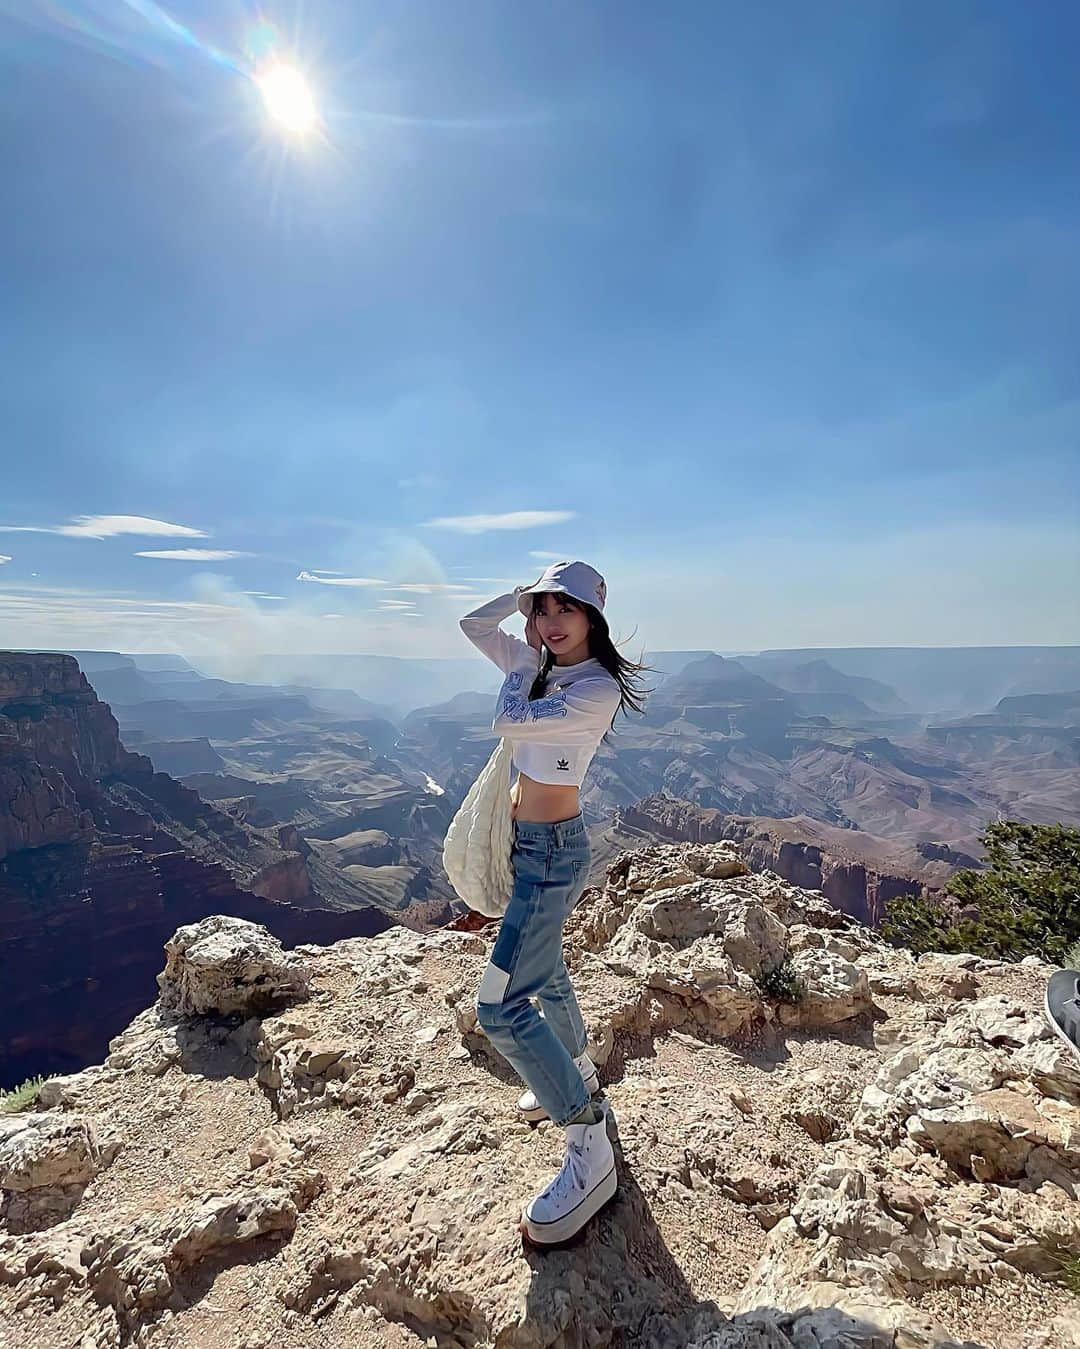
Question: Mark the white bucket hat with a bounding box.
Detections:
[516,559,607,618]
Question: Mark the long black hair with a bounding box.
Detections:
[527,593,656,744]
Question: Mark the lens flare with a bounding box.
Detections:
[257,64,318,134]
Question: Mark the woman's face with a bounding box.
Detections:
[533,592,590,656]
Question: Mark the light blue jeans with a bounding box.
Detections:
[474,812,593,1127]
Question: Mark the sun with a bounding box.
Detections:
[257,64,318,134]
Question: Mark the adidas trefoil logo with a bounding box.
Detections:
[556,758,570,771]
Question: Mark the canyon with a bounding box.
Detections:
[4,642,1077,1092]
[0,654,392,1087]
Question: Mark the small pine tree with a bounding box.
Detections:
[882,820,1080,964]
[753,957,806,1004]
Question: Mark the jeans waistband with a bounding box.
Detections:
[512,811,586,847]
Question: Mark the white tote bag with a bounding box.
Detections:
[442,737,515,918]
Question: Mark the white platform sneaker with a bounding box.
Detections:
[517,1051,599,1122]
[520,1105,617,1244]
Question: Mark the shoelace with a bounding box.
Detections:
[542,1139,588,1199]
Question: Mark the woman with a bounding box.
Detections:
[458,559,652,1245]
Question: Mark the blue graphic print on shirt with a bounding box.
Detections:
[498,668,569,724]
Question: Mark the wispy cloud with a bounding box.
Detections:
[421,510,575,533]
[296,570,388,587]
[321,613,345,620]
[243,591,286,600]
[135,549,253,561]
[0,555,10,564]
[295,570,474,595]
[528,551,568,561]
[0,586,237,623]
[385,582,475,594]
[0,514,208,540]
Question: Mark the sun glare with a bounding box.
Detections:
[257,64,318,133]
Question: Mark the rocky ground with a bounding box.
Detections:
[1,841,1077,1348]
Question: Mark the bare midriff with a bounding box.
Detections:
[509,770,581,824]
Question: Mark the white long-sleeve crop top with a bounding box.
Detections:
[459,588,622,787]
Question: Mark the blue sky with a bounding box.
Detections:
[1,0,1078,673]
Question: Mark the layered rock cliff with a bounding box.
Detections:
[2,841,1075,1348]
[615,794,957,923]
[0,653,392,1087]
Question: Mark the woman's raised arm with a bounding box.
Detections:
[459,588,541,675]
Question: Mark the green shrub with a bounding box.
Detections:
[753,957,806,1004]
[0,1074,48,1114]
[1047,1245,1080,1296]
[882,820,1080,965]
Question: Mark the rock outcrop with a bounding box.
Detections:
[0,653,392,1088]
[1,840,1074,1348]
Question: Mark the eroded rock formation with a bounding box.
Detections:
[616,795,955,923]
